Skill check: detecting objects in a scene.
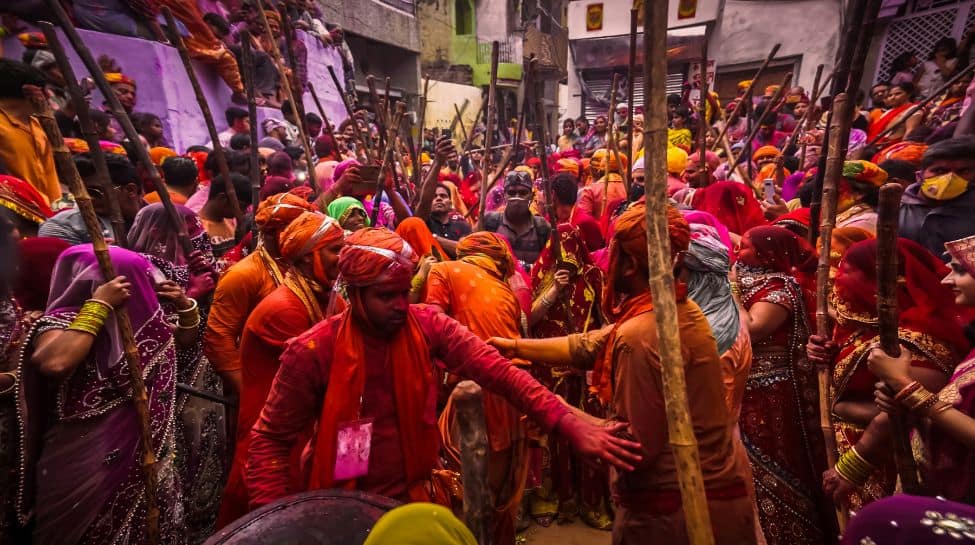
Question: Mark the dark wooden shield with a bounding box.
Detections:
[204,490,401,545]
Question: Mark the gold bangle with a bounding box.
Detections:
[86,298,114,313]
[178,308,201,327]
[902,387,933,410]
[835,446,875,487]
[894,380,922,402]
[0,371,17,396]
[177,298,198,314]
[178,318,201,330]
[67,306,108,336]
[914,393,941,414]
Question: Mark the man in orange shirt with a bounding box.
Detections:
[0,59,60,204]
[203,193,315,394]
[144,156,198,205]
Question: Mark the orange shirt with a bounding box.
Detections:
[0,106,60,203]
[144,191,189,205]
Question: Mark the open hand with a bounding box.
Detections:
[558,415,643,472]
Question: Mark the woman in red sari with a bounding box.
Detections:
[732,226,834,545]
[526,225,608,528]
[691,181,767,242]
[814,239,967,510]
[867,82,922,149]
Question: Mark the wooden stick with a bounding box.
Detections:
[400,116,421,204]
[327,65,372,161]
[846,0,882,98]
[711,43,781,150]
[162,7,244,228]
[240,30,263,211]
[731,71,793,168]
[278,5,310,138]
[782,65,826,153]
[253,0,318,192]
[367,75,388,136]
[876,182,925,495]
[450,99,471,138]
[308,84,336,142]
[40,23,127,246]
[477,41,500,230]
[604,72,624,215]
[417,75,430,155]
[643,2,713,544]
[532,60,561,267]
[625,7,637,187]
[454,103,471,148]
[452,381,492,545]
[370,102,406,226]
[814,92,853,532]
[695,38,709,189]
[27,85,160,545]
[45,0,192,256]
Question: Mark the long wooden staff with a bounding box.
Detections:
[370,102,406,226]
[876,182,925,494]
[731,71,792,168]
[253,0,318,193]
[710,43,781,150]
[417,75,430,155]
[451,99,471,139]
[695,39,710,188]
[240,30,263,211]
[45,0,192,256]
[643,2,713,544]
[453,381,492,545]
[162,8,244,228]
[710,97,751,184]
[625,7,637,186]
[454,103,471,149]
[308,84,337,142]
[27,85,160,545]
[604,72,622,213]
[278,5,311,135]
[814,92,852,532]
[40,23,127,246]
[867,63,975,146]
[782,65,826,153]
[326,65,371,161]
[476,41,500,230]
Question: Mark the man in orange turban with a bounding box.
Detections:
[489,204,757,544]
[219,211,344,527]
[578,148,628,221]
[204,193,316,393]
[246,229,642,529]
[836,159,888,233]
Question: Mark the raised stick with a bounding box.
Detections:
[454,103,471,148]
[240,30,263,211]
[711,43,781,150]
[695,38,709,188]
[452,381,492,545]
[40,23,127,246]
[876,182,925,495]
[625,7,637,187]
[162,7,244,228]
[604,72,624,216]
[28,85,160,545]
[643,2,713,543]
[476,41,500,230]
[308,84,336,142]
[327,65,372,161]
[370,102,406,226]
[417,75,430,155]
[45,0,192,256]
[731,71,793,168]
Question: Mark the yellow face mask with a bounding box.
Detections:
[920,173,970,201]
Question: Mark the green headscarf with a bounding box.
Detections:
[362,503,477,545]
[326,196,370,227]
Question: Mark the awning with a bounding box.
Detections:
[570,24,707,70]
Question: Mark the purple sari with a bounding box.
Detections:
[923,350,975,503]
[16,245,184,545]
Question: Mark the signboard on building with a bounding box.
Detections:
[586,3,604,31]
[688,59,715,102]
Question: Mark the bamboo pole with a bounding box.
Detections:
[417,75,430,154]
[782,65,826,153]
[625,7,637,188]
[643,2,713,543]
[450,99,470,139]
[876,182,925,495]
[308,84,337,142]
[370,102,406,226]
[477,41,500,230]
[327,65,373,162]
[711,43,781,150]
[45,0,192,256]
[452,381,492,545]
[39,23,127,246]
[605,72,626,216]
[240,30,263,212]
[279,5,310,141]
[253,0,318,192]
[814,92,853,532]
[731,71,793,169]
[27,85,160,545]
[454,103,471,149]
[162,8,244,228]
[695,39,709,189]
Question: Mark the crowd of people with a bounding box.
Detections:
[4,2,975,545]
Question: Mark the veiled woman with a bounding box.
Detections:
[732,226,833,545]
[17,245,189,545]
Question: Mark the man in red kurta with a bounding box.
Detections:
[244,228,641,512]
[218,212,345,527]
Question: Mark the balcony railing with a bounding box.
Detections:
[476,36,523,65]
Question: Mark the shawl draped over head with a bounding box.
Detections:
[259,176,296,201]
[825,226,875,275]
[737,225,818,312]
[691,180,768,236]
[14,237,70,312]
[327,196,370,227]
[592,204,689,403]
[277,212,343,262]
[530,224,603,336]
[254,192,317,237]
[681,209,733,256]
[685,225,740,354]
[0,175,54,225]
[126,203,206,266]
[362,503,477,545]
[773,207,812,238]
[396,217,446,259]
[456,232,517,280]
[312,228,435,499]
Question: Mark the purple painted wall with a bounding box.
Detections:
[3,27,347,151]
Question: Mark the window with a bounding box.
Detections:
[455,0,474,35]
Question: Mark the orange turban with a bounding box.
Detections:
[105,72,136,88]
[555,158,580,176]
[738,80,753,91]
[765,85,780,96]
[456,231,517,278]
[278,212,344,262]
[591,149,628,174]
[149,147,177,166]
[752,145,781,163]
[842,160,888,187]
[873,141,927,168]
[64,138,90,154]
[254,193,317,235]
[338,228,418,286]
[395,217,446,259]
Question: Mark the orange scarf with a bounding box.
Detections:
[590,291,655,404]
[310,307,438,499]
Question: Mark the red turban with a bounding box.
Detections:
[254,193,317,235]
[0,175,54,224]
[338,228,418,286]
[278,212,344,262]
[456,231,517,279]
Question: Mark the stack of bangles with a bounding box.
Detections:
[730,281,741,298]
[894,380,953,416]
[835,446,876,487]
[66,298,114,336]
[177,299,200,329]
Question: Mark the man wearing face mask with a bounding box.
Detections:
[899,137,975,260]
[483,170,551,267]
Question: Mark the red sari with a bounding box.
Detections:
[829,239,967,509]
[735,226,833,545]
[691,181,768,236]
[866,103,915,147]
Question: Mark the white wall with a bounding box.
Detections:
[567,0,720,40]
[476,0,511,42]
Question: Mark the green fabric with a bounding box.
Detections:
[327,196,370,227]
[363,503,477,545]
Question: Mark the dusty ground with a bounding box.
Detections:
[521,520,612,545]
